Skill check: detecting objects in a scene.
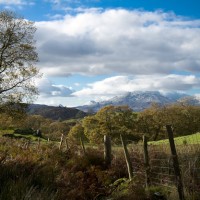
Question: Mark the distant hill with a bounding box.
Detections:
[76,91,198,112]
[27,104,87,121]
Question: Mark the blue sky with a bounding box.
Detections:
[0,0,200,107]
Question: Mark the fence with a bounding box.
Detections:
[4,127,200,199]
[129,125,200,200]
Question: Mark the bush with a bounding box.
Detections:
[14,128,36,135]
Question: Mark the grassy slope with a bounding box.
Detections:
[149,132,200,145]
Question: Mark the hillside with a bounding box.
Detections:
[27,104,87,120]
[77,91,193,112]
[149,132,200,145]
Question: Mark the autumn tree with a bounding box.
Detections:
[138,103,200,140]
[163,103,200,136]
[111,106,137,180]
[48,121,69,141]
[83,105,138,173]
[82,115,102,144]
[0,10,39,108]
[137,103,165,141]
[68,123,87,155]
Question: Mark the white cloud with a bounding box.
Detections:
[73,75,200,98]
[35,9,200,76]
[0,0,23,4]
[35,77,75,97]
[0,0,34,6]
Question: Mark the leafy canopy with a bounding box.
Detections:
[0,10,39,105]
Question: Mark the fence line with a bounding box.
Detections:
[126,128,200,200]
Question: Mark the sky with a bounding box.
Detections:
[0,0,200,107]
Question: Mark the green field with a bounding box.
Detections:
[149,132,200,145]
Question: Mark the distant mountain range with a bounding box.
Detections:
[76,91,200,112]
[26,92,200,120]
[27,104,87,121]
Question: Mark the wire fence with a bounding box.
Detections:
[127,128,200,200]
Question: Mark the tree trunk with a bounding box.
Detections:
[120,134,133,180]
[153,127,160,141]
[104,135,112,167]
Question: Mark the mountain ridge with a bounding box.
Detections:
[76,91,198,112]
[27,104,87,120]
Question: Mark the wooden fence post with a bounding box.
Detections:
[143,135,150,187]
[59,134,64,150]
[104,135,112,167]
[120,134,133,180]
[166,125,185,200]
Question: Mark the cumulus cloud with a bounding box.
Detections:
[35,77,75,97]
[73,75,200,98]
[35,9,200,76]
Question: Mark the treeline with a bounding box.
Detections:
[69,103,200,144]
[1,102,200,142]
[137,103,200,140]
[0,114,72,141]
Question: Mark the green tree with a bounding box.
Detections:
[0,10,39,105]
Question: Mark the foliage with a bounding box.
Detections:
[110,176,147,200]
[68,123,88,143]
[14,128,36,135]
[82,105,139,144]
[0,113,71,141]
[0,10,39,105]
[0,137,136,200]
[137,103,200,140]
[82,115,103,144]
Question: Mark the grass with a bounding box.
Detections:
[0,129,14,135]
[13,133,47,142]
[0,129,48,142]
[149,132,200,145]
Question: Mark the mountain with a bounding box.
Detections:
[27,104,87,120]
[77,91,195,112]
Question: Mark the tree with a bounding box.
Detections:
[137,103,200,140]
[95,106,119,167]
[82,115,102,144]
[111,106,137,180]
[137,103,165,141]
[0,10,39,105]
[68,123,87,155]
[83,105,138,173]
